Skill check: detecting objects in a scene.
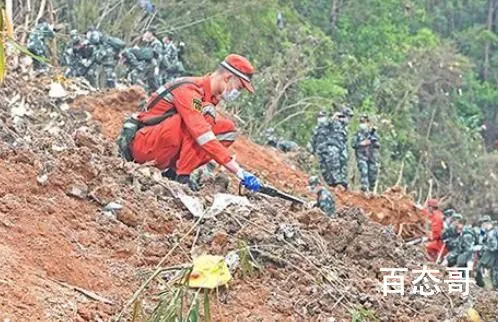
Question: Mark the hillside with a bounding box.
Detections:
[0,75,496,321]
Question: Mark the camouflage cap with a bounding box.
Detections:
[87,30,101,45]
[340,106,354,117]
[308,176,320,186]
[39,23,55,38]
[70,29,78,36]
[443,208,456,218]
[451,213,464,222]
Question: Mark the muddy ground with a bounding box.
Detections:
[0,76,496,321]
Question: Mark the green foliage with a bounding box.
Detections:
[350,305,378,322]
[146,268,212,322]
[53,0,498,216]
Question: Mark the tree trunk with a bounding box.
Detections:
[484,0,495,81]
[331,0,338,29]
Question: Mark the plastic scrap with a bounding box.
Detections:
[186,255,232,289]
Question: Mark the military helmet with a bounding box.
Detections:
[39,23,55,39]
[87,30,101,45]
[70,29,78,37]
[340,106,354,118]
[443,208,456,218]
[308,176,320,186]
[451,213,464,222]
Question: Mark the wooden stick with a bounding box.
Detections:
[425,179,433,204]
[35,0,47,25]
[21,0,32,44]
[435,245,446,264]
[395,159,405,186]
[49,278,114,305]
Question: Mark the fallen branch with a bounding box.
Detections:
[48,278,114,305]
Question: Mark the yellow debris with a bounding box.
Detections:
[186,255,232,289]
[465,308,481,322]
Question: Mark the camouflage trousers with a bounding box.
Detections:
[323,145,348,187]
[102,65,117,88]
[127,68,143,86]
[85,68,98,87]
[317,187,336,217]
[356,157,378,192]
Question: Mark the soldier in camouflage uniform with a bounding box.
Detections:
[326,107,353,189]
[83,27,102,87]
[476,224,498,290]
[443,208,456,230]
[352,115,380,192]
[132,46,159,93]
[311,111,333,184]
[120,47,143,86]
[475,215,493,245]
[160,35,185,83]
[308,176,336,217]
[97,35,125,88]
[446,216,476,269]
[142,29,163,88]
[27,18,55,71]
[442,213,463,259]
[264,128,279,148]
[61,29,82,68]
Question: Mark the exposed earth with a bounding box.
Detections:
[0,75,496,321]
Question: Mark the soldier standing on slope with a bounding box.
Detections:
[352,115,380,192]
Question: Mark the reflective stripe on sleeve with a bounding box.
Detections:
[196,131,216,146]
[216,131,238,142]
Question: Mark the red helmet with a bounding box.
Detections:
[427,199,439,208]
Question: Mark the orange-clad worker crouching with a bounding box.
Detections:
[423,199,447,261]
[126,54,262,191]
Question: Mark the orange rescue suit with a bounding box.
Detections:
[130,76,237,175]
[423,208,447,261]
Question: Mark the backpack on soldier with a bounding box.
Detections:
[106,36,126,51]
[133,47,154,61]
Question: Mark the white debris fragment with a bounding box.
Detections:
[49,82,67,98]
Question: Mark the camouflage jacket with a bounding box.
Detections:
[352,129,380,161]
[122,48,141,69]
[149,38,164,59]
[328,119,348,149]
[479,228,498,268]
[442,226,460,251]
[452,225,477,266]
[310,120,332,154]
[96,44,119,67]
[163,42,178,62]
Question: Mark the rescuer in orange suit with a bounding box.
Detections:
[423,199,446,261]
[129,54,261,191]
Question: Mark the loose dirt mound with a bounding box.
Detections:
[0,77,495,321]
[71,87,425,239]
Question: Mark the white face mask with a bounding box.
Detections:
[359,123,369,131]
[317,117,327,124]
[222,88,241,102]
